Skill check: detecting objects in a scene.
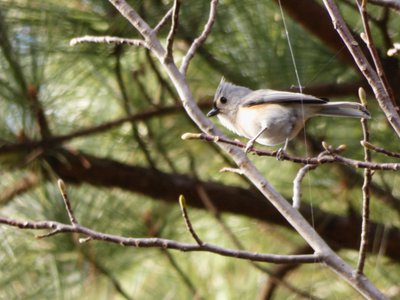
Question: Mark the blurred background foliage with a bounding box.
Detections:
[1,0,400,299]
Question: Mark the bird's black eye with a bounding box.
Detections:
[220,96,228,104]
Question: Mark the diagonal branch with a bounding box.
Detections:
[180,0,218,74]
[356,0,395,105]
[153,8,173,34]
[75,1,388,297]
[164,0,181,63]
[322,0,400,140]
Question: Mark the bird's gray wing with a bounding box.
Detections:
[242,89,328,107]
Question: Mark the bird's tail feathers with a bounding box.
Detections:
[316,102,371,119]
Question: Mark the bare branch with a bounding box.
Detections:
[164,0,181,63]
[180,0,218,74]
[57,179,78,226]
[0,215,320,264]
[357,89,372,275]
[356,0,396,106]
[179,195,203,245]
[322,0,400,139]
[70,36,148,48]
[219,167,244,175]
[36,228,63,239]
[153,8,173,34]
[292,164,318,209]
[362,141,400,158]
[182,132,400,171]
[79,1,388,297]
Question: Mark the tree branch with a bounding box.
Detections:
[179,195,203,246]
[292,164,318,209]
[57,179,78,226]
[182,132,400,171]
[180,0,218,74]
[153,8,173,34]
[322,0,400,140]
[357,90,372,275]
[356,0,396,105]
[164,0,181,63]
[362,141,400,158]
[0,215,320,264]
[70,36,148,48]
[43,148,400,263]
[69,0,389,297]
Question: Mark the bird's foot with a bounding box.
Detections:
[244,140,255,153]
[276,147,286,160]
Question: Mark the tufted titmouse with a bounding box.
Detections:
[207,78,370,153]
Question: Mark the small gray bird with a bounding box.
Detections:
[207,78,370,153]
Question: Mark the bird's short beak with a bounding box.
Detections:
[207,107,220,117]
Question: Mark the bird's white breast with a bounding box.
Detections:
[236,104,299,146]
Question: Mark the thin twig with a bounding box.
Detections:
[83,1,388,297]
[356,0,396,106]
[219,167,244,175]
[153,8,173,34]
[323,0,400,140]
[70,36,148,48]
[164,0,181,63]
[179,195,203,245]
[292,164,318,209]
[57,179,78,225]
[357,89,372,276]
[36,228,63,239]
[0,215,321,264]
[180,0,218,74]
[182,132,400,171]
[362,141,400,158]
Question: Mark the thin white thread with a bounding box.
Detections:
[278,4,317,292]
[278,0,302,93]
[278,3,319,296]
